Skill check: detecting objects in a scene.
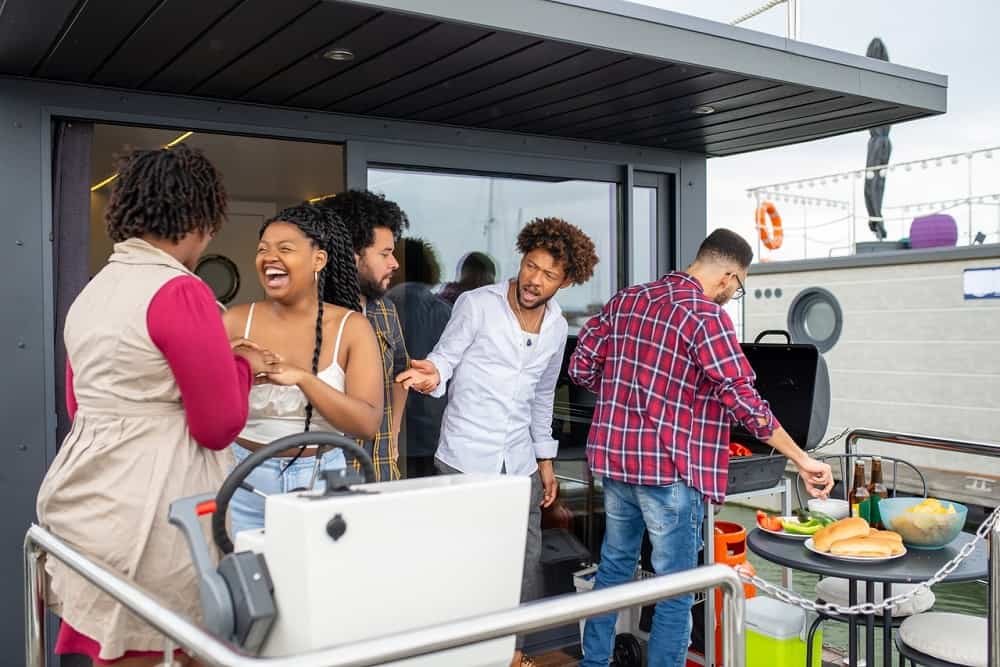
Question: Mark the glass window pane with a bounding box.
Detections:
[368,168,616,331]
[803,300,837,340]
[631,186,656,284]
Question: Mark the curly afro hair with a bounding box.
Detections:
[317,189,409,255]
[105,145,227,243]
[516,217,599,285]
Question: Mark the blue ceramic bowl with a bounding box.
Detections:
[879,497,967,550]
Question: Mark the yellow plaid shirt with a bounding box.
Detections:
[360,297,408,481]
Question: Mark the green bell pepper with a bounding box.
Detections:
[780,518,824,535]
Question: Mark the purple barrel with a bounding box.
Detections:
[909,213,958,249]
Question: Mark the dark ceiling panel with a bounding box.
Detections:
[703,110,927,156]
[243,12,436,105]
[447,57,665,127]
[612,89,836,144]
[626,94,868,147]
[379,40,584,119]
[677,103,902,153]
[577,84,813,142]
[92,0,247,88]
[0,0,78,75]
[412,49,625,123]
[35,0,161,82]
[519,72,758,135]
[327,31,539,115]
[143,0,317,93]
[193,2,375,99]
[481,64,705,130]
[288,22,490,109]
[673,100,892,148]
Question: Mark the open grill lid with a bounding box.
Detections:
[735,330,831,452]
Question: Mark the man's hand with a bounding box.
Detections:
[395,359,440,394]
[796,456,834,498]
[537,460,559,508]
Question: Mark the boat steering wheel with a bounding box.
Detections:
[212,432,376,554]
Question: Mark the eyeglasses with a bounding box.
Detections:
[730,273,746,300]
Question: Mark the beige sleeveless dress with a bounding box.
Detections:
[36,238,234,660]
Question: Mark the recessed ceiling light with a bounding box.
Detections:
[692,105,716,115]
[323,48,355,62]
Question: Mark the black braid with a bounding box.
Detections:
[260,203,361,470]
[303,277,325,434]
[105,145,227,242]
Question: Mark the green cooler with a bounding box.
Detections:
[745,596,822,667]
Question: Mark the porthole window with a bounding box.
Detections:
[196,254,241,305]
[787,287,842,352]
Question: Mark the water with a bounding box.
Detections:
[718,504,988,663]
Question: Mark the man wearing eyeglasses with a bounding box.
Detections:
[569,228,833,667]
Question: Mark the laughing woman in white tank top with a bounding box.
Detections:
[223,204,382,535]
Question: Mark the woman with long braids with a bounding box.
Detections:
[224,203,382,534]
[36,145,271,665]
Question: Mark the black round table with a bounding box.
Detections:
[747,529,987,667]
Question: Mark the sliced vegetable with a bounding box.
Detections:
[792,507,835,526]
[780,518,823,535]
[756,510,783,532]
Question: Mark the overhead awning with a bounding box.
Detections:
[0,0,947,156]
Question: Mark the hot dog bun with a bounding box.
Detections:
[814,517,870,552]
[830,537,894,558]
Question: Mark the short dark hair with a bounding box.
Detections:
[317,189,409,255]
[458,251,496,285]
[695,229,754,269]
[397,237,441,285]
[105,145,227,243]
[516,217,599,285]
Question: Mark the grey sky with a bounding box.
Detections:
[632,0,1000,258]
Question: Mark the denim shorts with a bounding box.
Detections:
[228,443,346,536]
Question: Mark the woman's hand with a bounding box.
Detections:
[264,356,310,387]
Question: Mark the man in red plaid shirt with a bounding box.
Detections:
[570,229,832,667]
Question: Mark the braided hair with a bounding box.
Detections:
[260,204,361,435]
[106,145,227,242]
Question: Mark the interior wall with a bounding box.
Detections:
[87,125,345,304]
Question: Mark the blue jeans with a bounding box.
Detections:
[581,478,704,667]
[229,443,347,536]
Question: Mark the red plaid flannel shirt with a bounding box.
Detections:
[569,272,779,503]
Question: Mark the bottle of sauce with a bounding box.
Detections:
[868,456,889,529]
[849,459,871,521]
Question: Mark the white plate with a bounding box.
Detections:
[757,517,814,540]
[803,537,907,562]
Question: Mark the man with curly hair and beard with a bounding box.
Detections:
[397,217,599,667]
[319,190,409,481]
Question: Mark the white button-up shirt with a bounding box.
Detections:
[427,282,568,476]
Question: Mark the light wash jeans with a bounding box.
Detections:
[229,443,346,536]
[581,478,704,667]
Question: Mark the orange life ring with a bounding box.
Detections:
[756,201,783,250]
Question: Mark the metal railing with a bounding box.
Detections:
[25,524,746,667]
[846,428,1000,667]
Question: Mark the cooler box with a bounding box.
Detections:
[745,597,821,667]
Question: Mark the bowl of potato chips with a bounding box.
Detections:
[879,497,967,549]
